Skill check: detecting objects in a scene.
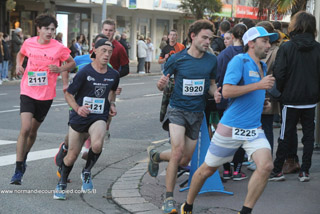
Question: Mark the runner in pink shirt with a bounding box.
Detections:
[10,14,75,185]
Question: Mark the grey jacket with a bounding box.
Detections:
[11,32,23,53]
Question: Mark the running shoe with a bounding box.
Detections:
[298,171,310,182]
[269,171,285,181]
[180,202,192,214]
[162,197,178,214]
[54,142,68,167]
[147,146,159,177]
[53,183,67,200]
[222,170,232,180]
[247,162,256,171]
[81,171,93,191]
[10,170,24,185]
[233,172,247,181]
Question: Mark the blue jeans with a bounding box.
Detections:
[1,61,9,79]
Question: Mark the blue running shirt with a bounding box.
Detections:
[220,53,267,129]
[163,49,217,112]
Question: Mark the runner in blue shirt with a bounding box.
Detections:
[181,26,278,214]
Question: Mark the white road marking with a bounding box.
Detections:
[121,83,145,86]
[0,103,68,114]
[144,93,162,97]
[0,93,8,96]
[13,106,20,108]
[0,148,58,167]
[0,140,16,146]
[151,138,169,144]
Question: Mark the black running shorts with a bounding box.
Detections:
[20,95,53,122]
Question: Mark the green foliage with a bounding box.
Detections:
[179,0,223,20]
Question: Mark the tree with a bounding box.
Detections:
[272,0,307,16]
[254,0,308,18]
[179,0,222,20]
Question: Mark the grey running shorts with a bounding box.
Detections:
[162,106,203,140]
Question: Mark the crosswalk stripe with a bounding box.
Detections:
[0,140,16,146]
[0,148,58,167]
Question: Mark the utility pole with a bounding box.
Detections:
[102,0,107,22]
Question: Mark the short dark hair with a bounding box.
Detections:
[244,38,256,53]
[273,21,282,31]
[188,19,214,43]
[288,11,317,37]
[220,20,231,33]
[240,18,255,29]
[35,14,58,28]
[168,29,177,35]
[93,33,108,43]
[231,24,247,41]
[102,19,116,27]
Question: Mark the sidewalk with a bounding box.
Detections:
[111,127,320,214]
[0,61,162,86]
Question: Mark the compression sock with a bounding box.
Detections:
[240,206,252,214]
[16,162,23,172]
[83,148,101,172]
[60,160,73,185]
[166,192,173,198]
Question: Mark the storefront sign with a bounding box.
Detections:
[153,0,180,10]
[128,0,136,9]
[214,4,232,17]
[235,5,267,20]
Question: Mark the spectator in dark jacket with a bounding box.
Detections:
[119,33,130,57]
[270,11,320,182]
[11,28,23,80]
[0,33,11,82]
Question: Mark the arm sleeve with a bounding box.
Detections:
[223,56,243,86]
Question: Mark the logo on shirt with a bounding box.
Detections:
[87,76,95,82]
[95,86,106,98]
[249,70,260,78]
[104,78,114,82]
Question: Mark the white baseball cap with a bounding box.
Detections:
[242,26,278,45]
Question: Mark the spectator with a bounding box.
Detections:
[11,28,23,80]
[219,20,231,38]
[74,35,82,56]
[145,37,154,73]
[223,30,233,48]
[0,33,11,83]
[69,39,78,58]
[80,34,89,55]
[159,35,168,71]
[239,18,256,29]
[55,32,63,43]
[119,33,130,57]
[269,11,320,182]
[137,35,148,73]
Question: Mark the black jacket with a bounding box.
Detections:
[274,33,320,105]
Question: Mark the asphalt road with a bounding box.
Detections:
[0,73,167,214]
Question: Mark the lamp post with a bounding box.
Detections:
[102,0,107,21]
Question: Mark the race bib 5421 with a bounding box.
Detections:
[82,97,105,114]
